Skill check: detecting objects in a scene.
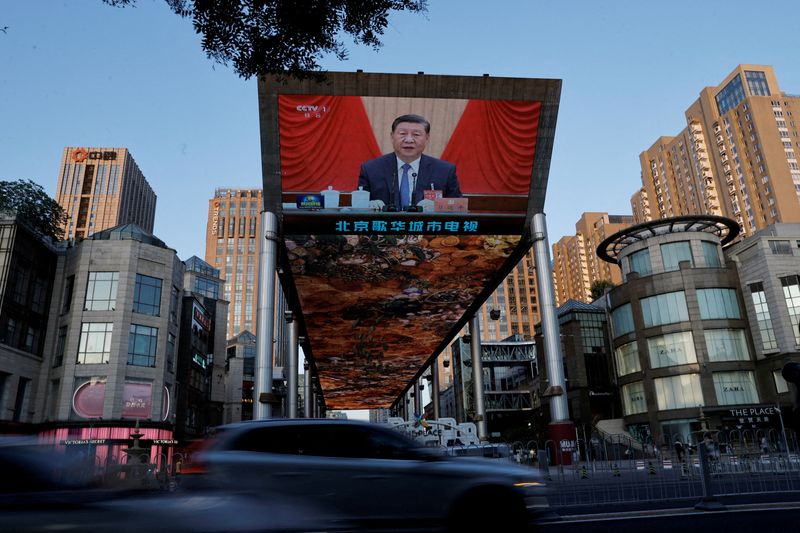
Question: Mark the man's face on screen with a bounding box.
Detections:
[391,122,430,162]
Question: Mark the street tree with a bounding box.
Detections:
[590,279,615,300]
[0,179,68,240]
[102,0,428,79]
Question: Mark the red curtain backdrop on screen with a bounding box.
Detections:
[279,95,382,192]
[441,100,540,195]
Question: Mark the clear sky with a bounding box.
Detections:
[3,0,800,260]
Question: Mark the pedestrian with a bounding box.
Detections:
[761,436,770,454]
[674,439,685,462]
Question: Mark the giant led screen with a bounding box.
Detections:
[278,95,540,200]
[259,72,559,410]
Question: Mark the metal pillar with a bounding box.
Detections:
[287,315,298,419]
[469,316,488,441]
[254,211,278,419]
[413,380,421,416]
[453,345,464,423]
[431,356,441,420]
[532,213,569,422]
[303,363,312,418]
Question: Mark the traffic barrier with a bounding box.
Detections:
[662,459,673,469]
[681,462,689,477]
[612,464,621,477]
[635,460,645,470]
[580,465,589,479]
[647,461,656,475]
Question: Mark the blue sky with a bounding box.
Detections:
[3,1,800,261]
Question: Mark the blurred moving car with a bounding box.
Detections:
[189,419,550,531]
[0,437,353,532]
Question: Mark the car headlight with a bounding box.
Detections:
[513,481,545,488]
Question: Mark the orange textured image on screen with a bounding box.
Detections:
[286,233,521,409]
[278,95,540,196]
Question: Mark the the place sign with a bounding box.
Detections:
[727,406,778,417]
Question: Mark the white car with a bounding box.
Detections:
[189,419,550,531]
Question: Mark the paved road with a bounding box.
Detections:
[537,503,800,533]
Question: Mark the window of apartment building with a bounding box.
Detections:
[46,379,60,420]
[195,277,219,299]
[647,331,696,368]
[610,304,634,338]
[697,288,741,319]
[628,248,652,276]
[701,241,722,267]
[77,322,113,364]
[0,372,7,416]
[83,272,119,311]
[713,371,758,405]
[661,241,694,271]
[641,291,689,327]
[615,341,641,376]
[12,377,30,422]
[745,70,770,96]
[167,333,175,373]
[653,374,703,410]
[133,274,162,316]
[621,382,647,415]
[774,369,789,394]
[128,324,158,367]
[170,285,179,324]
[62,275,75,313]
[780,275,800,345]
[716,74,745,115]
[704,329,750,361]
[53,326,67,367]
[768,240,791,254]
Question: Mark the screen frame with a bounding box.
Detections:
[257,71,561,407]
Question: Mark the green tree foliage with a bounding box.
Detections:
[102,0,428,79]
[590,279,615,300]
[0,180,67,240]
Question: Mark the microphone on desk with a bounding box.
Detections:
[403,172,421,211]
[383,167,399,212]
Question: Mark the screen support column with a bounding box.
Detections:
[254,210,278,419]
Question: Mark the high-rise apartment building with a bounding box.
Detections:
[205,188,263,339]
[55,147,156,240]
[552,212,633,305]
[477,250,540,343]
[635,65,800,237]
[203,188,290,359]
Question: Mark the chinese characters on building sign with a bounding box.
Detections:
[334,219,479,234]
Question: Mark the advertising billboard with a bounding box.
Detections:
[259,72,560,410]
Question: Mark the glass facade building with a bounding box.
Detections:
[597,216,766,447]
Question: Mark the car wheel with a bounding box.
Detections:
[447,487,529,532]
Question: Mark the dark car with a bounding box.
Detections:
[190,418,550,531]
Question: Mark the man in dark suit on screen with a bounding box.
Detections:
[358,114,462,210]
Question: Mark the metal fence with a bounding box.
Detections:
[506,430,800,509]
